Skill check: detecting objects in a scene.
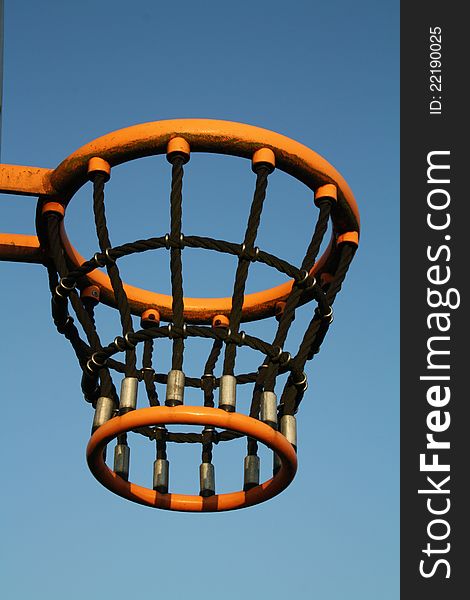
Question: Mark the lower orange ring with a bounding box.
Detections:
[86,406,298,512]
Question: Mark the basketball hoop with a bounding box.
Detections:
[0,119,359,511]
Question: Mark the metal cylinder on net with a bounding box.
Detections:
[199,463,215,497]
[218,374,237,412]
[272,415,297,475]
[166,369,185,406]
[280,415,297,451]
[92,396,115,432]
[119,377,138,414]
[243,455,260,490]
[260,391,278,428]
[114,443,130,480]
[153,458,169,494]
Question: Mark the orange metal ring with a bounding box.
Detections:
[87,405,298,512]
[50,120,359,323]
[0,120,360,321]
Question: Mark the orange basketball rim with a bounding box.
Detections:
[0,119,359,323]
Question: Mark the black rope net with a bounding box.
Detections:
[39,144,357,498]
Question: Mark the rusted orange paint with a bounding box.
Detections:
[86,405,298,512]
[0,233,43,263]
[0,164,54,196]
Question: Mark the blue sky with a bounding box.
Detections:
[1,1,399,599]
